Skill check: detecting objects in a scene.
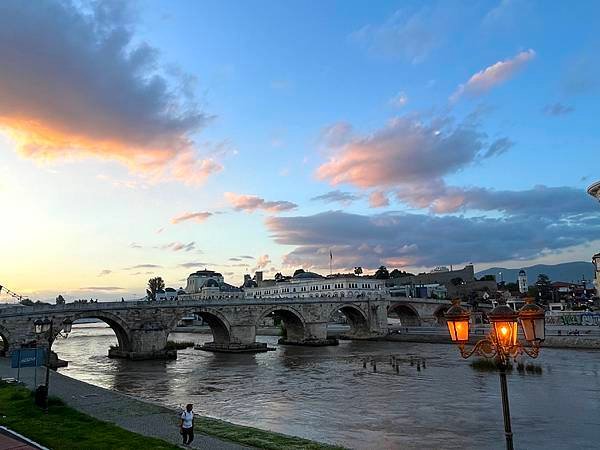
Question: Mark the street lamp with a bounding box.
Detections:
[445,298,545,450]
[33,317,73,411]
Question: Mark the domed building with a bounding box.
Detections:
[181,269,243,300]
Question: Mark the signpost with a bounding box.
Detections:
[10,348,46,384]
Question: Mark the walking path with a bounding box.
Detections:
[0,359,251,450]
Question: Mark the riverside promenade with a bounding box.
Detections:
[0,359,250,450]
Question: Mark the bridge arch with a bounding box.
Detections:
[191,309,232,346]
[329,304,369,336]
[258,305,306,342]
[388,303,421,326]
[0,324,10,355]
[66,311,133,352]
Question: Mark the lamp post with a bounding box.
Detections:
[445,298,545,450]
[33,317,73,411]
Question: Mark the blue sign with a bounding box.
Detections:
[10,348,46,368]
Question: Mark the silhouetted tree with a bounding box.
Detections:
[390,269,415,278]
[55,295,65,305]
[374,266,390,279]
[535,274,552,303]
[450,277,464,286]
[147,277,165,301]
[354,267,363,276]
[479,275,496,281]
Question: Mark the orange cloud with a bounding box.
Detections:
[224,192,297,213]
[171,212,213,224]
[0,2,222,184]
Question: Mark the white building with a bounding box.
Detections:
[243,269,388,300]
[518,269,528,294]
[593,253,600,296]
[182,269,244,300]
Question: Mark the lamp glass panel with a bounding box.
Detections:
[534,317,545,341]
[34,323,43,334]
[494,321,517,347]
[446,321,457,341]
[447,319,469,342]
[520,318,535,341]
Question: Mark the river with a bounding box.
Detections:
[53,323,600,449]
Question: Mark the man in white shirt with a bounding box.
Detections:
[179,403,194,445]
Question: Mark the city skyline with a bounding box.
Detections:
[1,0,599,300]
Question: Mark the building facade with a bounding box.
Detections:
[243,270,388,300]
[518,269,528,294]
[183,269,244,300]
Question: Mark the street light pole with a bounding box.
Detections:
[444,298,545,450]
[498,362,513,450]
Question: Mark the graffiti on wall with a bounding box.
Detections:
[546,312,600,327]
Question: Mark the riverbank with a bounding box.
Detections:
[385,329,600,349]
[0,358,345,450]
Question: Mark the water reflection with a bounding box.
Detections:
[53,324,600,450]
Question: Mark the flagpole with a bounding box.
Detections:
[329,249,332,276]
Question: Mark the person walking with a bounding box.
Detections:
[179,403,194,445]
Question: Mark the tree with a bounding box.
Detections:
[19,298,34,306]
[55,295,65,305]
[479,275,496,281]
[390,269,415,278]
[354,267,363,276]
[274,272,284,281]
[147,277,165,301]
[535,274,552,303]
[374,266,390,279]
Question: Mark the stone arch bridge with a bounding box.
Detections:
[0,297,449,360]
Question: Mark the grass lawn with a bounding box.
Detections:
[197,416,346,450]
[0,383,180,450]
[0,381,346,450]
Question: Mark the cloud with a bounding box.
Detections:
[239,255,254,259]
[311,190,361,205]
[0,0,222,184]
[389,91,408,108]
[350,5,453,63]
[124,264,162,270]
[450,49,535,101]
[179,262,211,269]
[228,257,242,262]
[224,192,297,213]
[483,137,514,158]
[129,242,143,249]
[369,191,389,208]
[171,211,213,224]
[266,209,600,269]
[316,116,497,189]
[98,269,112,277]
[79,286,124,291]
[162,242,196,252]
[542,103,575,116]
[253,254,272,271]
[395,183,597,217]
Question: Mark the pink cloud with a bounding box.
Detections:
[224,192,297,213]
[171,211,213,224]
[253,254,272,271]
[369,191,389,208]
[450,49,535,101]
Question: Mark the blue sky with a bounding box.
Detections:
[0,0,599,300]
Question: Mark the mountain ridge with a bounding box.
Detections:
[475,261,594,285]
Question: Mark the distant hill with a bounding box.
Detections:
[475,261,595,285]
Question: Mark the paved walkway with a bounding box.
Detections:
[0,359,251,450]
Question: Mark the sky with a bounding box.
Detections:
[1,0,599,301]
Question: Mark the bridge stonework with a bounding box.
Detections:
[0,296,447,360]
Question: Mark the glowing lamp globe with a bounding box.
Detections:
[489,303,518,349]
[444,300,471,343]
[518,298,545,342]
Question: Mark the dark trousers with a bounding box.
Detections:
[182,426,194,444]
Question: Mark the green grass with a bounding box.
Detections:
[198,416,346,450]
[0,383,180,450]
[0,382,346,450]
[469,358,513,372]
